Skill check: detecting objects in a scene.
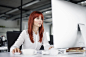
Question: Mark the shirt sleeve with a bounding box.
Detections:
[10,30,25,53]
[42,32,51,50]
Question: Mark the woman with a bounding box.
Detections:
[10,11,53,54]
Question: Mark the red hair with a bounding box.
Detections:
[28,11,44,43]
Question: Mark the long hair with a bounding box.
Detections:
[28,11,44,43]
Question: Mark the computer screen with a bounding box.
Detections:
[51,0,86,48]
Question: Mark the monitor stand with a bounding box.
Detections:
[79,24,86,47]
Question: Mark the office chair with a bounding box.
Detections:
[6,31,21,52]
[40,45,44,50]
[50,35,53,45]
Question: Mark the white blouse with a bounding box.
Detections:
[10,30,50,53]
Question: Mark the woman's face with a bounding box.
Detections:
[33,15,43,27]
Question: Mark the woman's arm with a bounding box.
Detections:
[10,30,26,53]
[42,32,53,50]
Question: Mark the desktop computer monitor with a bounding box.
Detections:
[51,0,86,48]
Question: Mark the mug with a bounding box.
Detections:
[21,49,37,55]
[49,48,58,55]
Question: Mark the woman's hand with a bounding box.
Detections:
[49,46,53,50]
[12,48,21,54]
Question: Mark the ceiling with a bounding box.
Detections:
[0,0,51,21]
[0,0,86,24]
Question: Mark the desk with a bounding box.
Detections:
[0,46,7,52]
[0,52,86,57]
[0,46,7,50]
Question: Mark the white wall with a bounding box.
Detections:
[43,23,50,41]
[0,19,19,28]
[0,19,51,41]
[22,20,28,30]
[0,19,19,38]
[51,0,86,48]
[22,20,50,41]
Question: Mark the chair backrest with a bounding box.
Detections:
[6,31,21,52]
[50,35,53,45]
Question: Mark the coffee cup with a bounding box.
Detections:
[21,49,37,55]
